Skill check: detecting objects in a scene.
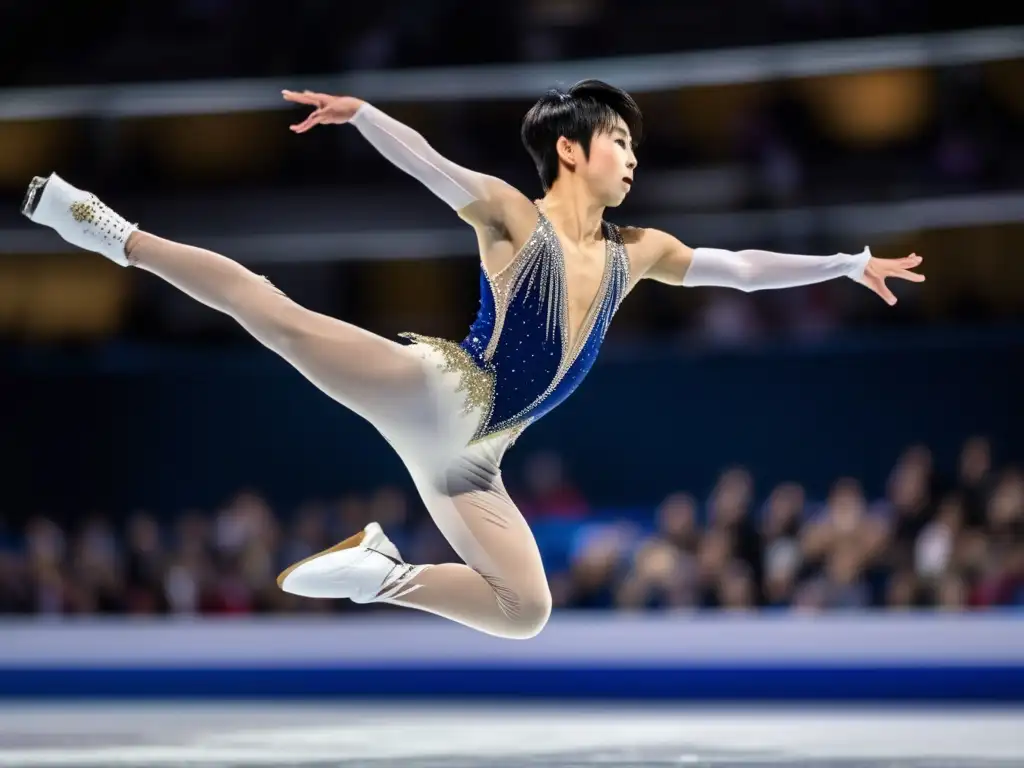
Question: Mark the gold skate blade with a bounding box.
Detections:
[275,529,367,589]
[21,175,49,219]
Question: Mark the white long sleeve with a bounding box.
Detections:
[349,103,485,211]
[682,246,872,292]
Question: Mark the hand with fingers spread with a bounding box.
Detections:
[282,90,365,133]
[854,253,925,306]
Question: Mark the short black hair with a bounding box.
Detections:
[520,79,643,191]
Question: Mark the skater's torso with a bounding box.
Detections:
[402,211,631,444]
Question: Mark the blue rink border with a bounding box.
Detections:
[2,666,1023,701]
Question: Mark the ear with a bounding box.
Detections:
[556,136,577,171]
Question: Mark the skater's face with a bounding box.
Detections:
[577,115,637,206]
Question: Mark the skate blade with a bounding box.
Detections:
[21,175,50,219]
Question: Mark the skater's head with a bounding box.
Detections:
[521,79,642,206]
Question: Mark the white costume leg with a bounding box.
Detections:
[24,172,551,639]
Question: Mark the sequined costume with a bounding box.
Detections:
[400,210,630,448]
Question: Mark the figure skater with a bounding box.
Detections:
[21,80,924,639]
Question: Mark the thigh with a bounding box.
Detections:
[412,443,547,590]
[277,308,429,430]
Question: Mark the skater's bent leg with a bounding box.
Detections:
[125,232,421,422]
[382,480,552,640]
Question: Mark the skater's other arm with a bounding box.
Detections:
[283,91,534,232]
[631,228,924,306]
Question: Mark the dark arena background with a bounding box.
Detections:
[1,3,1023,766]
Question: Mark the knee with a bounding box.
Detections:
[506,585,552,640]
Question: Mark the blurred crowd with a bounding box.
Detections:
[553,436,1023,612]
[1,434,1020,616]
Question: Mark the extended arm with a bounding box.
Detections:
[283,91,528,229]
[349,103,492,213]
[640,229,923,306]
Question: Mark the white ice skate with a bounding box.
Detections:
[277,522,425,604]
[21,172,137,267]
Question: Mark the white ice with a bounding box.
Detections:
[0,704,1021,765]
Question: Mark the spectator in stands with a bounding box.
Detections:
[958,436,994,529]
[551,523,637,609]
[615,538,693,610]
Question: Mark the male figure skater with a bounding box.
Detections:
[22,80,923,638]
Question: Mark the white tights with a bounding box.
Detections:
[127,232,552,639]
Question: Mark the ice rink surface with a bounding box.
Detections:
[0,703,1022,767]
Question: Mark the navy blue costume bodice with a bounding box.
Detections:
[401,211,631,444]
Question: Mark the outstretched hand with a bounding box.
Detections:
[282,90,365,133]
[857,253,925,306]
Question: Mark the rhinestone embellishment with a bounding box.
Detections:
[399,214,631,449]
[400,332,496,423]
[69,200,96,223]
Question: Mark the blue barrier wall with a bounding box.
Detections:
[3,327,1022,513]
[2,615,1023,702]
